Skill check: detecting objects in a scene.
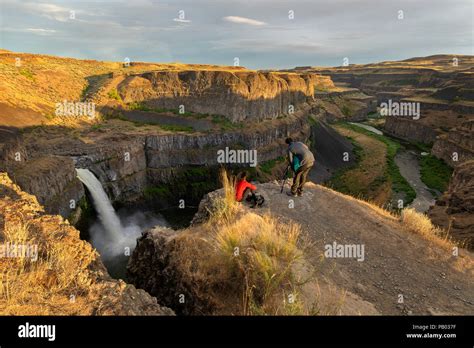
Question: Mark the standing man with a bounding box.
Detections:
[285,137,315,197]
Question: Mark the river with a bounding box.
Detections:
[350,123,434,212]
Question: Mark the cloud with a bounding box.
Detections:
[223,16,266,26]
[2,27,57,35]
[26,28,57,35]
[22,2,72,22]
[173,18,191,23]
[1,0,472,69]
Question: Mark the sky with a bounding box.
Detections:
[0,0,473,69]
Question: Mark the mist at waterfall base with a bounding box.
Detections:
[76,168,169,279]
[90,209,168,278]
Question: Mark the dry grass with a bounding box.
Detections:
[212,212,306,315]
[179,212,312,315]
[401,208,457,251]
[206,168,239,224]
[317,183,398,221]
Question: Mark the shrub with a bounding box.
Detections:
[420,155,453,193]
[107,88,121,101]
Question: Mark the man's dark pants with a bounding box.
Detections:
[291,162,314,195]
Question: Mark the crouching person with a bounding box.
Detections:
[235,171,265,208]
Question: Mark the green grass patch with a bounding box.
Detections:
[308,115,319,126]
[128,102,208,118]
[420,155,453,193]
[128,101,160,112]
[19,68,35,81]
[107,88,121,101]
[341,105,352,117]
[259,156,285,175]
[144,186,171,200]
[326,136,364,193]
[211,115,243,131]
[411,141,433,153]
[160,124,194,132]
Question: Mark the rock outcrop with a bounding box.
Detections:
[429,160,474,249]
[384,116,439,144]
[431,120,474,166]
[313,89,377,122]
[12,156,85,218]
[297,55,474,145]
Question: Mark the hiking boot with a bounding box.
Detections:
[287,191,297,197]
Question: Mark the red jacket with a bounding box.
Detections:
[235,179,257,202]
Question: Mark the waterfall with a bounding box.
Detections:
[76,168,168,278]
[76,168,123,242]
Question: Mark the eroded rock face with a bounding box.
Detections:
[0,172,174,315]
[12,156,84,218]
[118,70,334,122]
[429,160,474,248]
[384,116,439,144]
[313,90,377,122]
[432,120,474,166]
[0,127,28,172]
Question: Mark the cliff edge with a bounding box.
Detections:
[128,181,474,315]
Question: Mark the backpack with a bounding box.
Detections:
[292,155,301,172]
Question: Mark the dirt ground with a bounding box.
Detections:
[250,181,474,315]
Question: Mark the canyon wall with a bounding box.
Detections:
[384,116,439,144]
[431,120,474,166]
[428,160,474,248]
[117,70,334,122]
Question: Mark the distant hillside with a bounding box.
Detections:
[0,50,334,127]
[0,50,250,127]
